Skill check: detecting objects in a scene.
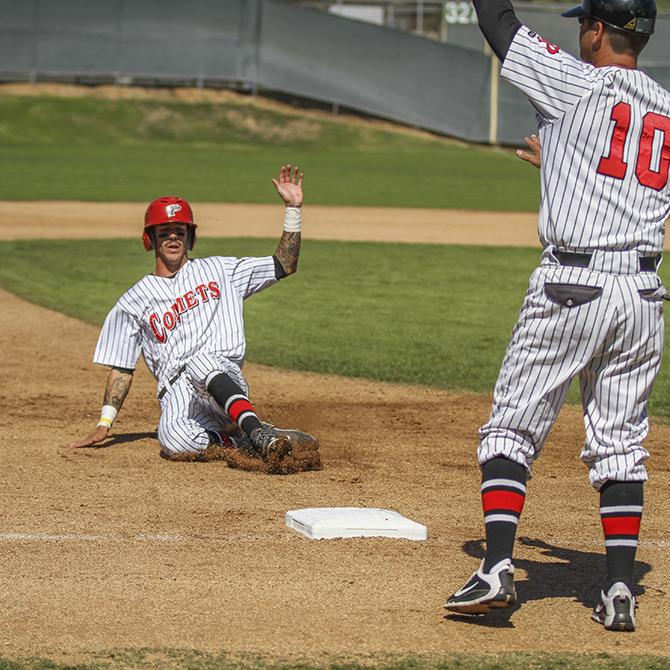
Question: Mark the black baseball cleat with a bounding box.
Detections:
[249,426,292,461]
[444,559,516,615]
[592,582,637,632]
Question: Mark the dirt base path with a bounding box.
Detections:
[1,286,670,662]
[5,201,670,250]
[1,201,542,246]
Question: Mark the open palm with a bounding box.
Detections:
[272,164,304,206]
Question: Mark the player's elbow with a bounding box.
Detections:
[278,257,298,277]
[283,261,298,277]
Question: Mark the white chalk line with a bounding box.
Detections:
[0,531,669,549]
[0,531,288,544]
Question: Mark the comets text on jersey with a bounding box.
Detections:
[149,281,221,343]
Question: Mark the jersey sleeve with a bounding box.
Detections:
[501,25,596,122]
[225,256,278,299]
[93,304,142,370]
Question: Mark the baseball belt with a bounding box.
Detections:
[554,250,660,272]
[158,365,186,400]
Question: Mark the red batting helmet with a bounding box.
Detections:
[142,196,197,251]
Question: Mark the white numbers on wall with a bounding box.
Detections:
[444,1,477,24]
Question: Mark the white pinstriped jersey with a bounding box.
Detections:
[93,256,277,388]
[502,26,670,254]
[478,26,668,487]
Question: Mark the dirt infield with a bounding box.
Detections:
[2,203,670,662]
[1,201,542,247]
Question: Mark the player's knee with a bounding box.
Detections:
[184,353,222,392]
[159,430,227,462]
[157,423,212,461]
[185,354,248,395]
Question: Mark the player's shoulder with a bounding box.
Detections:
[609,67,670,107]
[123,273,157,295]
[511,25,569,62]
[188,255,238,272]
[637,70,670,105]
[115,274,158,310]
[190,255,232,265]
[509,25,594,75]
[189,255,272,276]
[197,254,262,267]
[513,26,561,53]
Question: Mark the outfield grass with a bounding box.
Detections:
[1,651,670,670]
[2,237,670,418]
[0,96,539,209]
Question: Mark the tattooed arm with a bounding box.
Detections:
[275,231,301,276]
[104,367,134,411]
[68,367,134,448]
[272,164,303,276]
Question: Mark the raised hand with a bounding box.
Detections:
[272,164,304,207]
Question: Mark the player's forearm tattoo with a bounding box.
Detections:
[103,368,134,410]
[275,231,301,275]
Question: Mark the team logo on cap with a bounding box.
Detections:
[166,204,182,218]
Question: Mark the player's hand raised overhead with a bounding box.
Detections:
[272,164,304,207]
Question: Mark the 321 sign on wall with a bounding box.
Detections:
[444,1,477,24]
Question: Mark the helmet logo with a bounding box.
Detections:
[166,203,182,218]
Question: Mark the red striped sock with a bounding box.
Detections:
[225,394,262,437]
[481,457,527,572]
[600,481,643,589]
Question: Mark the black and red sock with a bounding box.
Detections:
[207,373,263,438]
[481,457,527,572]
[600,481,643,590]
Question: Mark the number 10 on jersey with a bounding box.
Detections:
[598,102,670,191]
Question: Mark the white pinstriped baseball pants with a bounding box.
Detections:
[478,249,665,489]
[157,353,248,457]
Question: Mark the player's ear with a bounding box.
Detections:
[188,227,196,250]
[593,19,607,48]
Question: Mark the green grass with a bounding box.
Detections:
[1,651,670,670]
[0,96,539,209]
[2,237,670,418]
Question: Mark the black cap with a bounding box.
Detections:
[561,0,656,34]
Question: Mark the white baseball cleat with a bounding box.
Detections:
[592,581,637,632]
[444,558,516,615]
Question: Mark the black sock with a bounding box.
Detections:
[600,481,643,591]
[481,457,527,572]
[207,373,262,438]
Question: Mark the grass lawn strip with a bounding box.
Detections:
[2,237,669,418]
[1,652,670,670]
[0,96,539,210]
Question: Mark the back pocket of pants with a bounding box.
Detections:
[637,287,667,302]
[544,283,603,308]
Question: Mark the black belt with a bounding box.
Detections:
[158,365,186,400]
[554,250,660,272]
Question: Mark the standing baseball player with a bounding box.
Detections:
[69,165,317,473]
[444,0,669,631]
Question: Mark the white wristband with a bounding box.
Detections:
[97,404,118,428]
[283,206,302,233]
